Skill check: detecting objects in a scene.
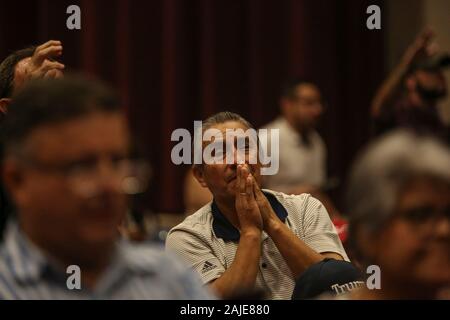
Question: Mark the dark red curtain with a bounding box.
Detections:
[0,0,384,213]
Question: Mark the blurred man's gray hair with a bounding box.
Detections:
[346,130,450,235]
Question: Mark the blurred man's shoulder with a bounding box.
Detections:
[120,240,188,274]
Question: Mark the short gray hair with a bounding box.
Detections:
[192,111,255,166]
[346,130,450,237]
[201,111,254,132]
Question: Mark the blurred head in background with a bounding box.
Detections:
[406,54,449,108]
[1,76,130,265]
[0,46,36,117]
[347,130,450,299]
[0,41,64,117]
[280,79,324,135]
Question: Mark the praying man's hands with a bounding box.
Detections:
[235,164,282,233]
[252,175,283,232]
[235,164,263,235]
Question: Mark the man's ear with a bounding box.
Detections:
[0,98,12,114]
[192,165,208,188]
[2,158,27,207]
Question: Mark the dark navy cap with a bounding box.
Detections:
[292,258,363,300]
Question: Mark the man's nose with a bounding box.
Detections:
[96,161,123,194]
[230,145,248,165]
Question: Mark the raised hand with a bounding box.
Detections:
[235,164,263,234]
[402,28,435,67]
[26,40,65,80]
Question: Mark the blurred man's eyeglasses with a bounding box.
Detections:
[19,156,152,198]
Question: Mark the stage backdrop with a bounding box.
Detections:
[0,0,384,214]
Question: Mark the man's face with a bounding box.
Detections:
[370,177,450,291]
[284,83,324,132]
[193,121,262,203]
[6,111,130,253]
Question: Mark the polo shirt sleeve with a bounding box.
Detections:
[300,195,349,261]
[165,229,226,285]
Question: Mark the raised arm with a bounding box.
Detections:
[371,28,434,118]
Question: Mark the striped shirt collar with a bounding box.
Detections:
[211,190,288,241]
[2,222,157,287]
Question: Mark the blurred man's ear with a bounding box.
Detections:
[0,98,12,114]
[2,159,27,207]
[192,165,208,188]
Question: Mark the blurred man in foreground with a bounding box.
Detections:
[0,76,211,299]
